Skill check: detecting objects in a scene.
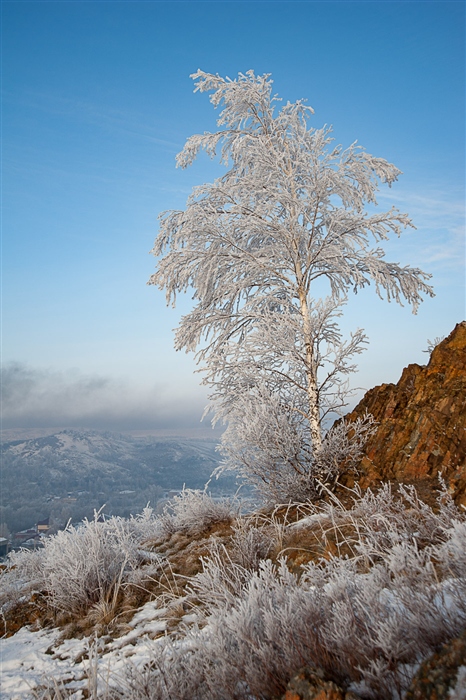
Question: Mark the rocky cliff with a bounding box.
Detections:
[342,321,466,506]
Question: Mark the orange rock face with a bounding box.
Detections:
[281,667,350,700]
[342,322,466,507]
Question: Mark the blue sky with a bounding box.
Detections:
[2,1,465,433]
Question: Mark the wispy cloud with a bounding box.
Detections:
[377,186,465,272]
[1,363,208,432]
[3,89,182,150]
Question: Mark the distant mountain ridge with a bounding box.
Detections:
[3,429,220,476]
[1,430,234,532]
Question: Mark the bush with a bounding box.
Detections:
[120,485,466,700]
[158,488,238,536]
[2,509,162,620]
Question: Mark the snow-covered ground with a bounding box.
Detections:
[0,601,170,699]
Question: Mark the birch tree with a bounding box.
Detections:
[150,70,434,500]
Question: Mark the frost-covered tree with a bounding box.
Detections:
[150,70,433,500]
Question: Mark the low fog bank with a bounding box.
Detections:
[1,362,215,436]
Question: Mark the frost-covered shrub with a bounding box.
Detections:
[127,505,165,542]
[0,547,44,611]
[159,488,238,536]
[424,335,446,354]
[39,515,142,616]
[229,518,274,570]
[316,413,377,486]
[277,481,462,568]
[185,541,253,615]
[120,487,466,700]
[1,507,166,620]
[2,514,148,618]
[1,554,50,617]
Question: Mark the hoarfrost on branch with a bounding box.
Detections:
[150,70,433,500]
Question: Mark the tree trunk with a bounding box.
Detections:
[298,287,322,453]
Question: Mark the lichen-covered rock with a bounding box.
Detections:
[405,628,466,699]
[342,322,466,507]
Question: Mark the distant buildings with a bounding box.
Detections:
[9,517,51,551]
[36,517,50,534]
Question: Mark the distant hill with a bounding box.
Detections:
[0,429,237,532]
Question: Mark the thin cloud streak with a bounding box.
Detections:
[377,187,465,272]
[4,89,182,150]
